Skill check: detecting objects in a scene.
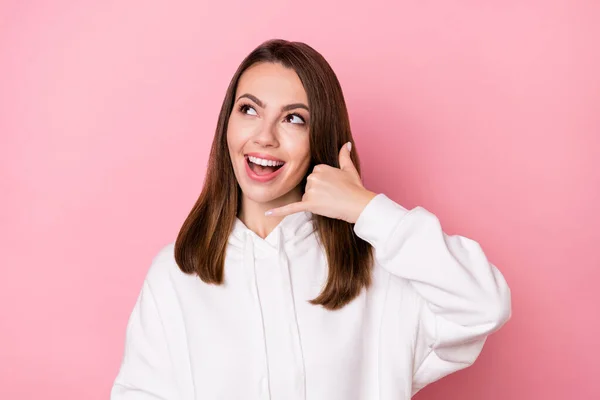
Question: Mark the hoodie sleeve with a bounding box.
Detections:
[353,193,512,394]
[111,279,177,400]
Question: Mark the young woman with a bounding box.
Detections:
[111,39,511,400]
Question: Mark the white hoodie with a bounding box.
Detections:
[111,193,511,400]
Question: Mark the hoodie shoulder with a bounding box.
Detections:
[145,241,178,288]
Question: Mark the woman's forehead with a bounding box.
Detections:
[236,63,308,105]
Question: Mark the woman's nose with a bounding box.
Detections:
[253,121,279,147]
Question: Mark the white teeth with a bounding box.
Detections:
[248,156,284,167]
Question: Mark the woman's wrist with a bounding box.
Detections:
[350,189,378,224]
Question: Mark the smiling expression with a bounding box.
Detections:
[226,62,312,206]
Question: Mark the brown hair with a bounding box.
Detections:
[174,39,373,310]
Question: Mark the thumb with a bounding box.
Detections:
[338,142,359,175]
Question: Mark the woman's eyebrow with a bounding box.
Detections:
[237,93,264,108]
[236,93,309,113]
[281,103,309,112]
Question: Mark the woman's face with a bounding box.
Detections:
[227,62,311,206]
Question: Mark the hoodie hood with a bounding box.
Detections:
[228,210,316,259]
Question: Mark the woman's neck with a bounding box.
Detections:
[238,187,302,239]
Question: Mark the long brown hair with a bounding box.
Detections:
[175,39,373,310]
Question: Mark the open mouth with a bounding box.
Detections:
[245,156,285,177]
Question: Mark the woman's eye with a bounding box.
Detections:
[285,114,305,124]
[240,104,257,116]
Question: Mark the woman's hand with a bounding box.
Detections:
[265,142,378,224]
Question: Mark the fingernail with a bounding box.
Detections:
[347,142,352,152]
[265,210,273,216]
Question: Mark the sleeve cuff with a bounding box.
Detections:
[353,193,412,247]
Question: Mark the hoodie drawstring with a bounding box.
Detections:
[244,231,272,398]
[277,228,307,400]
[243,227,307,400]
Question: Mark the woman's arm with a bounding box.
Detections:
[111,279,177,400]
[353,194,512,394]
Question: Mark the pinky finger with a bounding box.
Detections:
[265,201,308,217]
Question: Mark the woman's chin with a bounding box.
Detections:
[239,183,301,207]
[240,187,285,205]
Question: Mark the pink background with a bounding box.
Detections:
[1,1,598,399]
